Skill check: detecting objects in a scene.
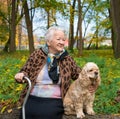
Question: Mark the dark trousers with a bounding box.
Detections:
[19,95,64,119]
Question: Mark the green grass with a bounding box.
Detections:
[0,49,120,114]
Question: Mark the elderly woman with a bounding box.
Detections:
[15,26,81,119]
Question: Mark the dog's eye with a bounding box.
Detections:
[89,69,93,72]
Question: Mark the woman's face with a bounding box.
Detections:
[47,31,66,54]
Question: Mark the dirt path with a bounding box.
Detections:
[63,114,120,119]
[0,108,120,119]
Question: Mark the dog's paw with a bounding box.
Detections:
[64,104,76,115]
[87,109,95,115]
[77,112,85,119]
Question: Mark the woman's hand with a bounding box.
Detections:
[15,72,25,83]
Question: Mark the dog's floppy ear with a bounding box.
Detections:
[80,66,88,80]
[78,65,91,87]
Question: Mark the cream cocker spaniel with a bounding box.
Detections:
[63,62,101,118]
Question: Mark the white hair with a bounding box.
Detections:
[44,26,67,41]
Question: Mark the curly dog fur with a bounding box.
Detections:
[63,62,101,118]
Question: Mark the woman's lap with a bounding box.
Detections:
[19,95,64,119]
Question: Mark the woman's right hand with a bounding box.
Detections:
[15,72,25,83]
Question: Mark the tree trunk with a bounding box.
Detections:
[95,29,99,50]
[110,0,120,58]
[108,2,114,51]
[23,0,35,54]
[9,0,16,52]
[18,23,22,50]
[77,0,83,56]
[46,6,50,29]
[3,38,10,52]
[87,39,93,50]
[68,0,76,52]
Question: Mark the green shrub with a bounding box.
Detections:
[94,78,120,114]
[0,51,28,112]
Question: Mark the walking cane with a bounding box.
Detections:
[22,77,32,119]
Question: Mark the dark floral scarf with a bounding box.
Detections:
[41,44,68,84]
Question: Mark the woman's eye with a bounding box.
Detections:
[56,38,65,41]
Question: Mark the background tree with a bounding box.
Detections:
[23,0,35,53]
[9,0,17,52]
[0,0,117,58]
[83,0,111,50]
[0,1,9,47]
[77,0,83,56]
[68,0,76,52]
[110,0,120,58]
[0,0,23,52]
[17,20,22,50]
[0,0,11,52]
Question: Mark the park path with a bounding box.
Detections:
[0,108,120,119]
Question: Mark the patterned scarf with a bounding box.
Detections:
[41,44,68,84]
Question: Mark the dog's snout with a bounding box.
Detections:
[95,72,98,75]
